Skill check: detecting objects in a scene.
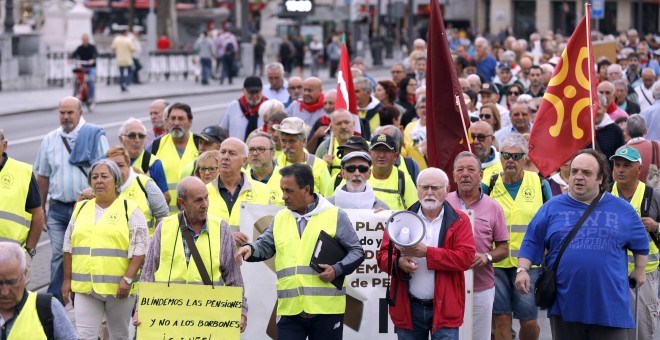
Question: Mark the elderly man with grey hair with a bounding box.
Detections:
[327,151,389,210]
[0,242,77,339]
[613,79,640,115]
[119,117,170,203]
[139,176,248,332]
[355,76,383,137]
[263,62,289,104]
[636,68,657,111]
[483,133,552,340]
[641,81,660,142]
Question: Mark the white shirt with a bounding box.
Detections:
[263,80,290,104]
[408,207,445,299]
[635,85,655,112]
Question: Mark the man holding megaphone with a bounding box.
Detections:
[376,167,476,340]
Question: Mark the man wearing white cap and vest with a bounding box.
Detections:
[609,145,660,340]
[206,137,272,247]
[273,117,333,197]
[235,163,364,339]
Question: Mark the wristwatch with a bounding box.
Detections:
[516,267,529,274]
[25,248,36,258]
[486,253,493,263]
[123,276,134,284]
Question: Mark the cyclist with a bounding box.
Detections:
[71,34,98,110]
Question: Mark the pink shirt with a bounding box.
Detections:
[446,191,509,291]
[607,107,629,121]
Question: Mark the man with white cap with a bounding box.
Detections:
[327,151,389,210]
[273,117,333,197]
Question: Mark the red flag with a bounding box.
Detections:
[334,36,360,134]
[426,1,471,189]
[528,6,597,177]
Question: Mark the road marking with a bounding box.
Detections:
[11,102,230,145]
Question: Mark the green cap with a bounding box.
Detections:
[609,145,642,164]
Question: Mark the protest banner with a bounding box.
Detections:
[240,203,475,339]
[136,282,243,340]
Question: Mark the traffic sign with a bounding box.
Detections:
[592,0,604,19]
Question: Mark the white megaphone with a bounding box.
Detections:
[386,211,426,249]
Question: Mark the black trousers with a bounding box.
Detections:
[549,315,631,340]
[277,313,344,340]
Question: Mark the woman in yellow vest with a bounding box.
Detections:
[62,160,149,340]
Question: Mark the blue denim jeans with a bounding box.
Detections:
[86,67,96,101]
[493,267,540,320]
[119,66,132,89]
[46,201,75,304]
[395,302,459,340]
[200,57,212,83]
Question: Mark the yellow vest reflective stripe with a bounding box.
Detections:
[491,171,543,268]
[120,174,155,233]
[273,206,345,315]
[481,161,504,185]
[154,133,199,214]
[612,182,660,273]
[71,199,139,295]
[207,177,271,232]
[7,292,47,340]
[154,214,223,285]
[0,158,32,244]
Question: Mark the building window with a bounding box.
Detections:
[631,2,659,35]
[552,1,576,36]
[513,1,535,39]
[594,2,617,36]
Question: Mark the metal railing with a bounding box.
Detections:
[46,51,194,87]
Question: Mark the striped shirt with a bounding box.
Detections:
[34,123,109,203]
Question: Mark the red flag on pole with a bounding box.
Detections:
[426,0,471,189]
[334,35,360,135]
[528,5,597,177]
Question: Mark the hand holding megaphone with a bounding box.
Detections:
[400,243,427,258]
[398,256,419,274]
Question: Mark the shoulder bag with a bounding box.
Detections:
[535,191,603,309]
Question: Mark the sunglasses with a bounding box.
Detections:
[122,133,147,140]
[471,133,492,142]
[501,152,525,161]
[508,91,520,96]
[344,165,370,173]
[479,114,492,120]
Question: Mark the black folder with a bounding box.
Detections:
[309,230,348,289]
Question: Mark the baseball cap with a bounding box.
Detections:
[610,145,642,164]
[341,151,372,166]
[243,76,263,92]
[273,117,306,135]
[479,83,499,95]
[369,134,397,151]
[497,63,511,71]
[200,125,225,143]
[338,136,369,153]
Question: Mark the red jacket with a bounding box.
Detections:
[376,201,475,331]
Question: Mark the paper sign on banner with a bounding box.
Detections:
[136,282,243,340]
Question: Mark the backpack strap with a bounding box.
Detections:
[488,173,500,195]
[642,185,654,218]
[140,151,152,174]
[35,293,54,340]
[398,169,406,208]
[403,157,417,185]
[150,137,162,155]
[74,200,90,220]
[538,172,549,204]
[136,176,148,198]
[124,199,129,223]
[192,134,202,149]
[333,174,343,190]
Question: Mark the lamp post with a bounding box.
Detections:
[147,0,156,52]
[4,0,14,34]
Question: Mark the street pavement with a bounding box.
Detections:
[6,54,652,340]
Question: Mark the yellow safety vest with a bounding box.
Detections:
[154,133,199,214]
[327,138,342,178]
[482,161,504,185]
[7,292,47,340]
[612,182,660,273]
[358,109,380,134]
[490,171,544,268]
[120,174,156,235]
[71,199,139,295]
[276,152,333,197]
[207,176,271,232]
[154,214,223,285]
[368,168,416,210]
[0,158,33,245]
[273,206,345,315]
[132,150,158,175]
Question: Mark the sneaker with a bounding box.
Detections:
[88,101,96,112]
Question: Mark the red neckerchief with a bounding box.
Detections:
[406,95,416,105]
[153,127,165,136]
[320,115,331,126]
[607,101,618,114]
[299,93,325,113]
[262,123,268,132]
[239,96,267,116]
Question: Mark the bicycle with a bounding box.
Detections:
[71,60,95,112]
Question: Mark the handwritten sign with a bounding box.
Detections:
[137,282,243,340]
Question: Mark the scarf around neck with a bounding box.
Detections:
[333,183,377,209]
[299,93,325,113]
[239,96,267,138]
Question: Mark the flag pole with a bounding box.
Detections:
[585,2,596,149]
[327,132,334,156]
[455,94,472,153]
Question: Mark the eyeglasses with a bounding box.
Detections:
[479,114,492,120]
[198,166,218,173]
[344,165,370,173]
[288,86,303,90]
[249,147,273,154]
[418,185,447,192]
[508,91,520,96]
[501,152,526,161]
[0,277,21,287]
[391,70,404,74]
[471,133,492,142]
[122,133,146,140]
